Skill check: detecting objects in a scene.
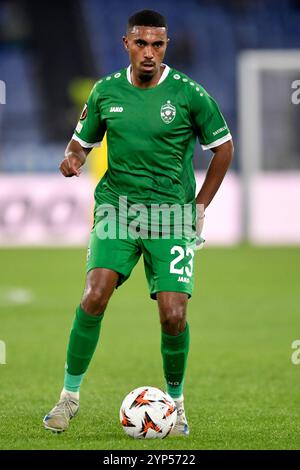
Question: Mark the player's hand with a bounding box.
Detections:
[59,154,83,177]
[195,204,205,250]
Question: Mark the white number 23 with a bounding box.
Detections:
[170,246,194,277]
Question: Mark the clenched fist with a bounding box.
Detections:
[59,152,85,177]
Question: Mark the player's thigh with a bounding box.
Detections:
[87,223,141,286]
[81,268,119,314]
[83,267,119,299]
[142,237,195,299]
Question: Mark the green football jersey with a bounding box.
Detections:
[73,65,231,208]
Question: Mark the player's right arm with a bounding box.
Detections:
[59,139,91,177]
[59,80,106,178]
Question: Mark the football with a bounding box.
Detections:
[119,386,177,439]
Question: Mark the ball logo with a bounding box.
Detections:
[160,100,176,124]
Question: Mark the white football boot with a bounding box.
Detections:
[170,395,189,436]
[43,392,79,433]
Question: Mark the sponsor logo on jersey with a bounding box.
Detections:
[110,106,123,112]
[79,103,88,120]
[160,100,176,124]
[177,276,190,283]
[213,125,227,136]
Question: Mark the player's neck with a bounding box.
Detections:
[131,64,165,89]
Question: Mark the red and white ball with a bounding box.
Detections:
[120,386,177,439]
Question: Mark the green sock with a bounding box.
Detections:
[161,323,190,399]
[64,305,104,391]
[64,369,84,393]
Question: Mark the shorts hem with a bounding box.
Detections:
[86,264,129,288]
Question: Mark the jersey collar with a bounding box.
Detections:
[126,64,170,86]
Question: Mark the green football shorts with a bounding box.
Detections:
[86,211,196,299]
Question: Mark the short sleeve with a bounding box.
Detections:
[191,87,232,150]
[72,83,106,148]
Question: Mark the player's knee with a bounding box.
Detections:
[160,305,186,335]
[81,287,110,316]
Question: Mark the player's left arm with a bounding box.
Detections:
[195,140,233,241]
[190,85,234,239]
[195,139,234,210]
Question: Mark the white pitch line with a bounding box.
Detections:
[0,287,33,306]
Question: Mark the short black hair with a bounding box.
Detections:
[127,10,167,31]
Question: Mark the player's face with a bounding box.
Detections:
[123,26,169,81]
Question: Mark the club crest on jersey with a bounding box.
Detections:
[79,103,88,120]
[160,100,176,124]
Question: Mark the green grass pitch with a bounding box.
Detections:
[0,246,300,450]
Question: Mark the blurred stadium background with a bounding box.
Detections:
[0,0,300,450]
[1,0,300,245]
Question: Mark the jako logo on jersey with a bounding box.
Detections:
[177,276,190,283]
[160,100,176,124]
[110,106,123,112]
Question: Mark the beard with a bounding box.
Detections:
[137,72,155,82]
[137,63,158,82]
